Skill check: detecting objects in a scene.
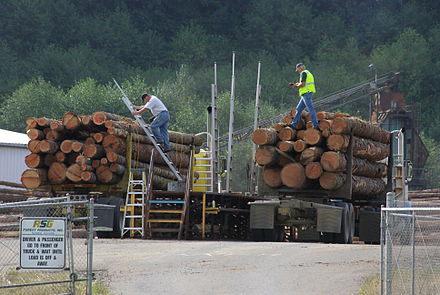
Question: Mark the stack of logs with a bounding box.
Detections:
[252,110,391,197]
[21,111,202,190]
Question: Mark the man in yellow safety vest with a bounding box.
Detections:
[288,63,318,129]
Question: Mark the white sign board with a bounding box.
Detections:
[20,218,66,269]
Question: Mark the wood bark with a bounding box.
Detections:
[96,166,121,184]
[21,169,48,189]
[305,162,323,179]
[326,135,389,162]
[48,162,67,184]
[320,151,387,178]
[296,130,305,140]
[252,128,278,145]
[319,172,345,190]
[50,120,64,132]
[281,163,307,189]
[262,167,282,188]
[319,172,386,195]
[44,154,57,167]
[46,130,65,141]
[330,117,391,144]
[84,144,105,159]
[106,151,126,165]
[255,146,279,166]
[131,143,191,168]
[109,163,125,175]
[303,128,322,145]
[300,147,323,165]
[279,127,296,141]
[0,181,25,189]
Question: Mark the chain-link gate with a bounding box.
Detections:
[0,196,96,295]
[381,202,440,294]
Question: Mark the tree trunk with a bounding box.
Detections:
[39,140,59,153]
[21,169,48,189]
[352,175,386,195]
[319,172,345,190]
[62,112,82,131]
[27,129,44,140]
[131,143,191,168]
[300,147,323,165]
[262,167,282,188]
[279,126,296,141]
[327,135,389,162]
[330,117,391,144]
[252,128,278,145]
[281,163,307,188]
[255,146,279,166]
[305,162,323,179]
[25,153,44,168]
[48,162,67,184]
[303,128,322,145]
[66,164,82,183]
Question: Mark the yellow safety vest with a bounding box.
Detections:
[298,69,316,96]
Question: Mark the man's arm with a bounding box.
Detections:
[132,106,149,115]
[288,72,307,88]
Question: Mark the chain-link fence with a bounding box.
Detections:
[381,197,440,294]
[0,196,96,295]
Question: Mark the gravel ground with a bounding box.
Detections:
[93,239,380,295]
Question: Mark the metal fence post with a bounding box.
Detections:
[87,198,95,295]
[385,192,394,295]
[411,210,415,295]
[67,202,76,295]
[380,205,385,295]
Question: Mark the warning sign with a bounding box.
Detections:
[20,218,66,269]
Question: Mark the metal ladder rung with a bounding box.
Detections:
[123,227,143,230]
[125,204,144,207]
[149,200,185,204]
[149,210,184,214]
[128,192,147,195]
[147,219,183,223]
[125,215,143,218]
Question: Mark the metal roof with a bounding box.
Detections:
[0,128,29,147]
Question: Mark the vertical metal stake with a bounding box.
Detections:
[250,61,262,194]
[385,192,394,295]
[67,203,76,295]
[87,198,95,295]
[380,205,385,295]
[226,51,236,192]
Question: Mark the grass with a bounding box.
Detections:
[0,269,113,295]
[358,274,380,295]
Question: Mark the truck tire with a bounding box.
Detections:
[251,229,265,242]
[335,203,350,244]
[348,203,355,244]
[108,198,125,238]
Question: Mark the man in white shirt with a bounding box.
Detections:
[132,93,171,153]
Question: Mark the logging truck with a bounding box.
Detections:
[249,127,411,243]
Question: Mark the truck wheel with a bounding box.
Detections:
[108,198,124,238]
[321,232,335,243]
[264,227,284,242]
[335,203,350,244]
[251,229,265,242]
[348,203,355,244]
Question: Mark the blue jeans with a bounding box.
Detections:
[151,111,170,150]
[291,92,318,128]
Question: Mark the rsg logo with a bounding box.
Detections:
[33,220,54,228]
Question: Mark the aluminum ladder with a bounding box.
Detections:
[113,79,183,182]
[121,168,147,237]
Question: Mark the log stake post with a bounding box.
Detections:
[333,131,354,200]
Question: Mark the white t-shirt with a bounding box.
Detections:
[145,96,168,116]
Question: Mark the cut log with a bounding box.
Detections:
[96,166,121,184]
[316,111,334,121]
[281,163,307,188]
[110,163,125,175]
[321,129,331,138]
[278,154,293,166]
[76,155,92,166]
[62,112,82,131]
[46,130,64,141]
[106,151,126,165]
[39,140,59,153]
[100,158,108,165]
[102,135,126,154]
[252,128,278,145]
[25,153,44,168]
[92,132,106,143]
[92,111,127,125]
[300,147,324,165]
[66,164,82,183]
[327,135,389,162]
[85,137,95,145]
[282,115,293,124]
[330,117,391,144]
[71,141,84,153]
[60,140,74,153]
[27,129,44,140]
[81,171,96,183]
[50,120,64,132]
[55,151,67,162]
[92,160,100,169]
[131,144,191,168]
[21,169,48,189]
[319,172,345,190]
[84,144,105,159]
[0,181,25,189]
[293,140,308,153]
[274,123,286,132]
[279,127,296,141]
[28,140,41,153]
[37,117,54,128]
[320,151,387,178]
[48,162,67,184]
[352,175,386,195]
[303,128,322,145]
[26,117,38,130]
[296,130,305,140]
[278,141,295,152]
[80,164,93,172]
[44,154,57,167]
[305,162,323,179]
[255,146,279,166]
[262,167,282,188]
